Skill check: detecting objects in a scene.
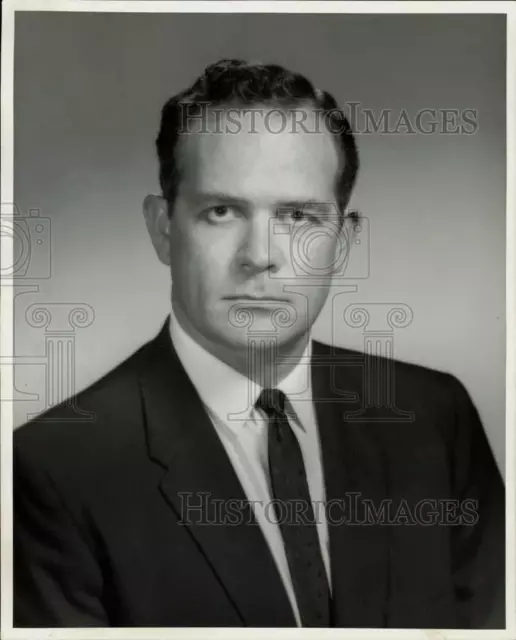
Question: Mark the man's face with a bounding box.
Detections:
[156,107,346,353]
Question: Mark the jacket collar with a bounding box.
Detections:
[168,309,314,431]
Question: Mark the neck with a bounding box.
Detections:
[171,300,309,387]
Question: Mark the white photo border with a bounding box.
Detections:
[1,1,514,639]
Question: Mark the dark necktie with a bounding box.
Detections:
[256,388,331,627]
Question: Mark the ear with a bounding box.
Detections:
[143,194,171,266]
[342,210,359,246]
[335,209,360,272]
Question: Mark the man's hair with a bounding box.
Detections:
[156,59,359,217]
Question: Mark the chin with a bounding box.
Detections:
[216,324,305,351]
[203,304,309,349]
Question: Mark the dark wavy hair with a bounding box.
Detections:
[156,59,359,219]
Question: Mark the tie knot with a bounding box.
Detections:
[255,388,286,416]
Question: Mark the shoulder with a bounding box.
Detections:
[13,332,157,473]
[315,340,492,472]
[313,339,476,439]
[314,338,461,395]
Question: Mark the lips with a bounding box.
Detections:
[224,295,291,303]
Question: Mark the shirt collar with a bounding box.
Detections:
[168,308,312,428]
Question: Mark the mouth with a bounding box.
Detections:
[224,295,291,303]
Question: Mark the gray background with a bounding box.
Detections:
[13,12,506,478]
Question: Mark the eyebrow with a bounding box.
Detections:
[191,192,250,206]
[278,200,334,211]
[190,192,334,210]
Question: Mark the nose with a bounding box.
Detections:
[238,211,281,275]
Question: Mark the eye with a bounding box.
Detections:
[276,207,310,223]
[291,208,305,221]
[287,206,322,225]
[205,204,239,224]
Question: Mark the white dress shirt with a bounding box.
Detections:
[168,310,331,626]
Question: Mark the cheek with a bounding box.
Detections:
[205,233,238,270]
[292,226,341,273]
[171,227,236,291]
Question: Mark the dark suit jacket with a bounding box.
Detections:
[14,318,505,628]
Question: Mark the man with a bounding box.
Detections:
[14,59,505,628]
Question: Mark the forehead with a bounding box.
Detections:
[176,106,341,200]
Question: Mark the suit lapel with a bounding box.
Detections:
[138,319,295,627]
[312,340,390,627]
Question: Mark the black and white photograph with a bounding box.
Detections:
[1,1,513,636]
